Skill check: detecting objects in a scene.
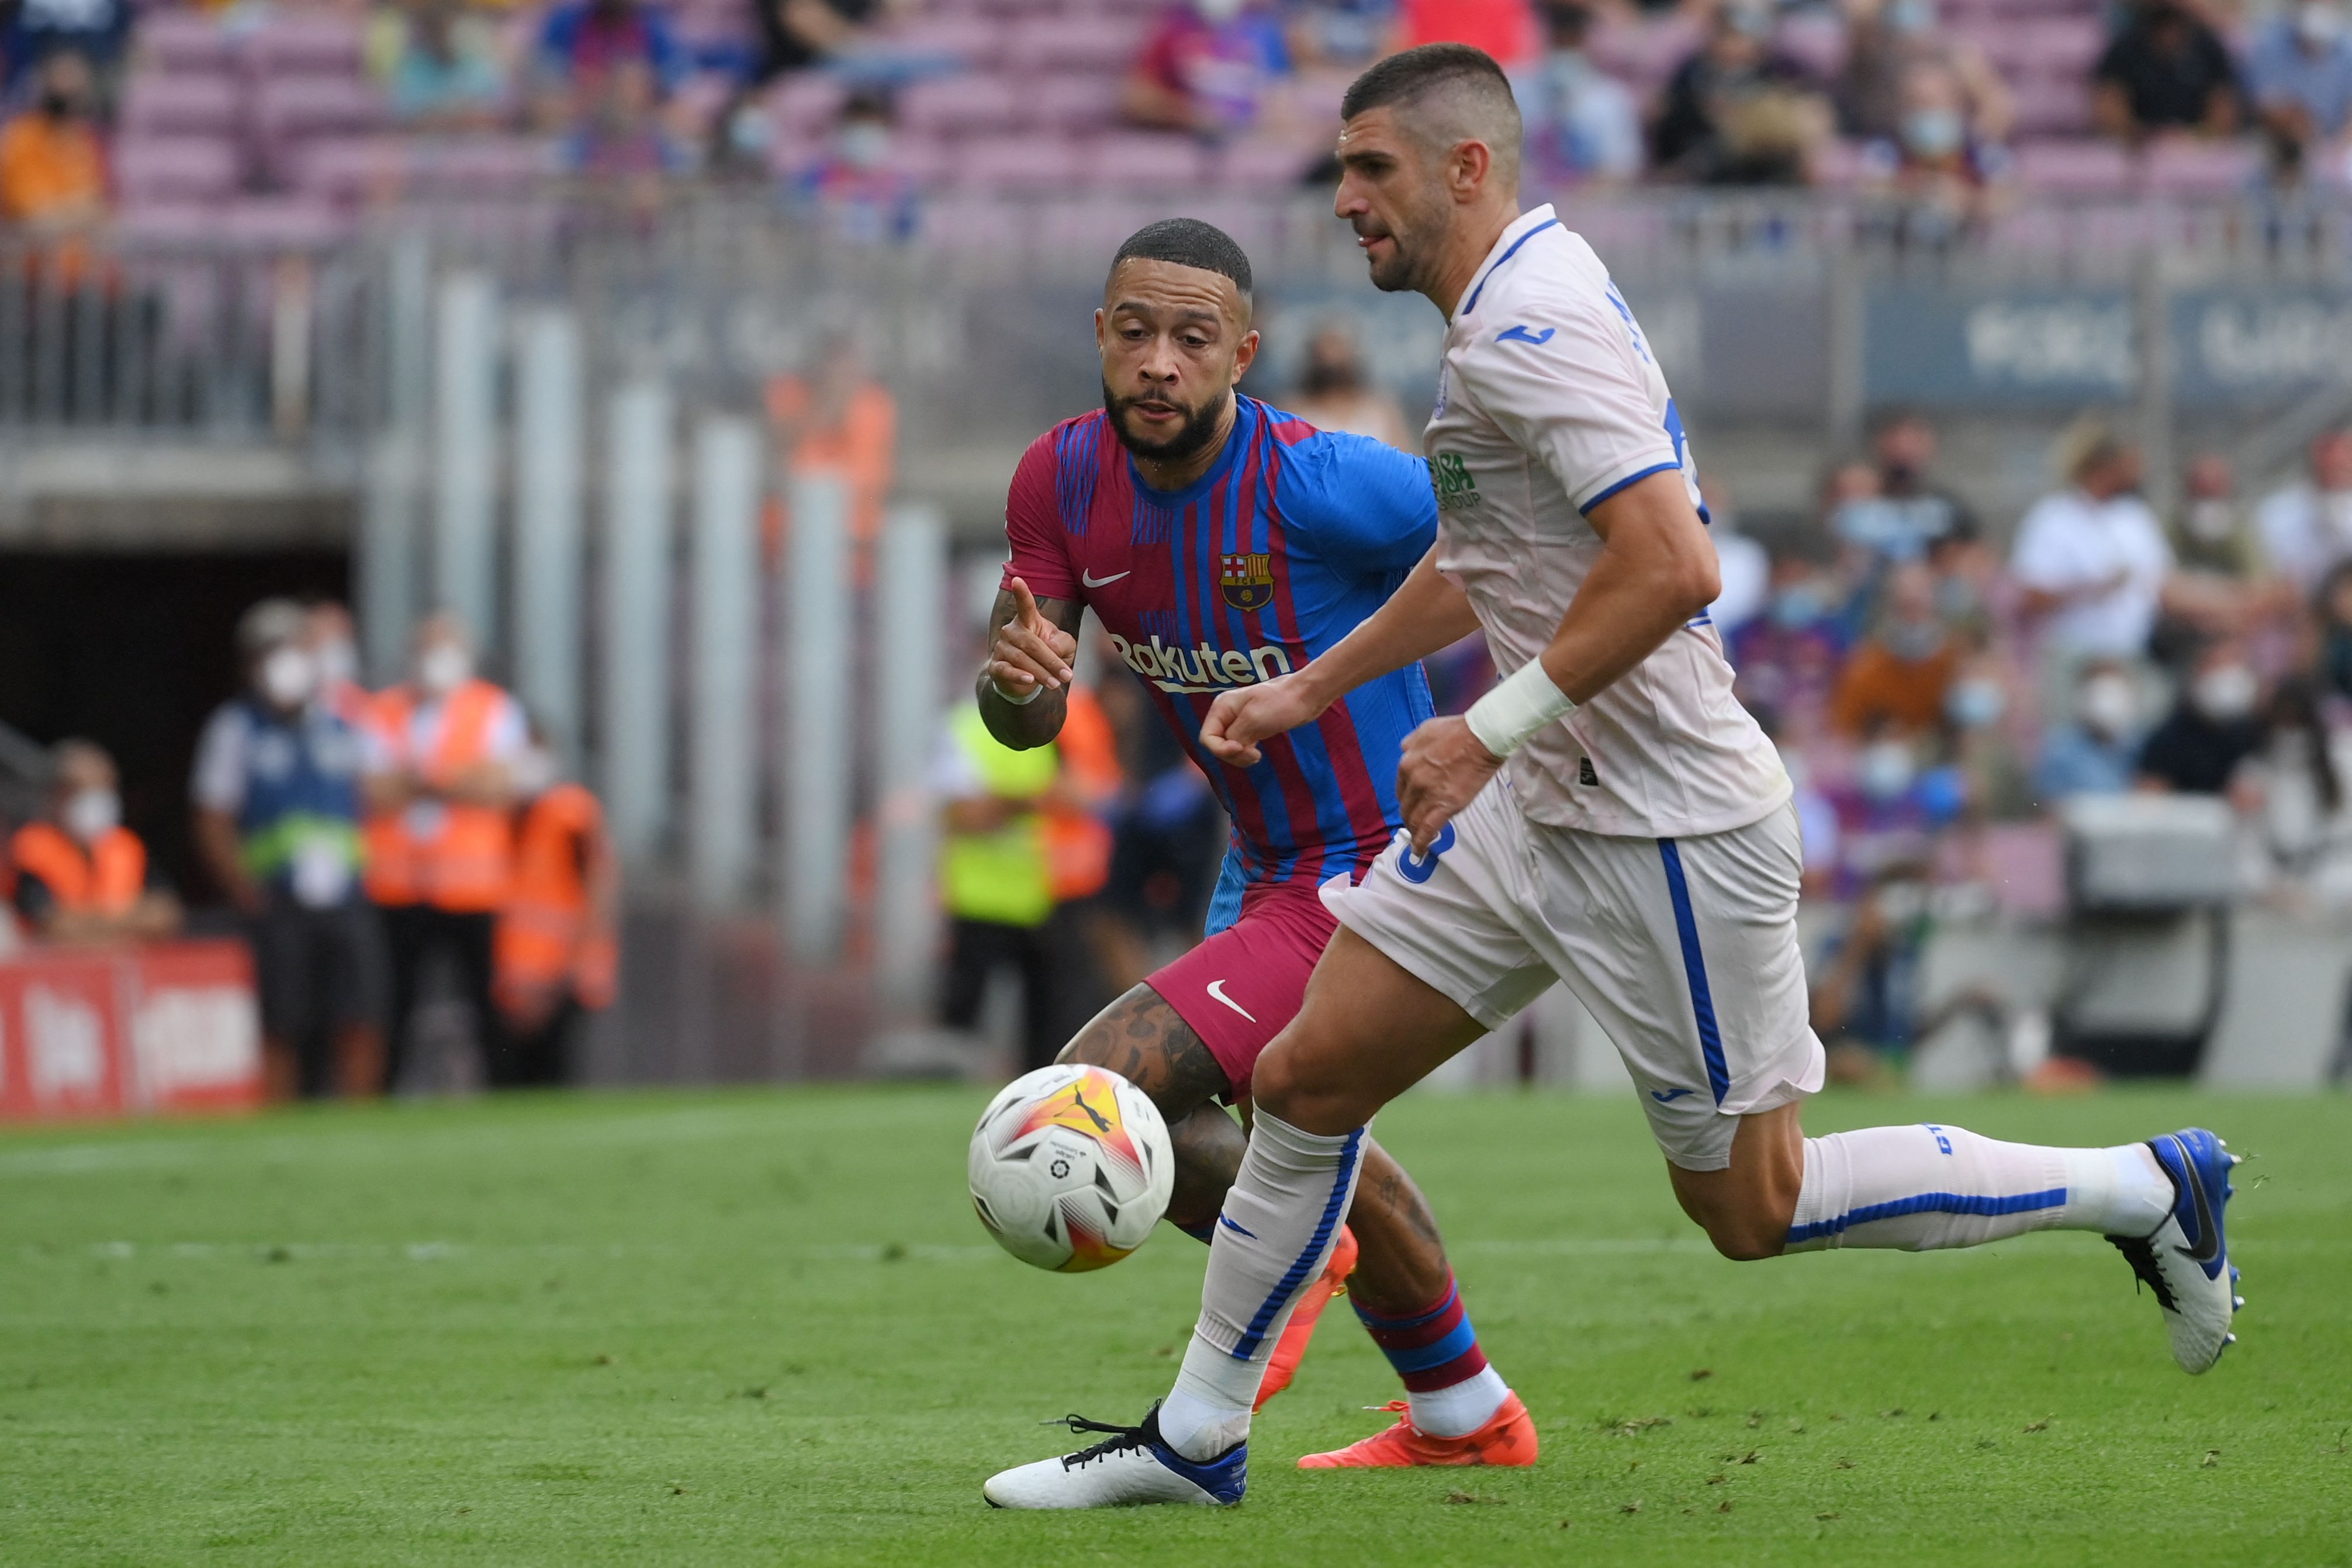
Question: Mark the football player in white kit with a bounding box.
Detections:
[981,44,2243,1511]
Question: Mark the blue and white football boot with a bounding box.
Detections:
[2108,1128,2243,1375]
[983,1404,1246,1510]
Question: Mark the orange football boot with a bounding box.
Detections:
[1296,1390,1539,1469]
[1251,1224,1359,1411]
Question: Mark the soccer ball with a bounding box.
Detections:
[968,1064,1175,1272]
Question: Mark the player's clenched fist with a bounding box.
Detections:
[988,577,1077,701]
[1201,673,1326,768]
[1395,715,1503,853]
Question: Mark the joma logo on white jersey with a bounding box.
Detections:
[1108,632,1294,695]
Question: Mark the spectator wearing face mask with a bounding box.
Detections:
[1830,560,1959,739]
[2254,427,2352,596]
[1944,633,2033,819]
[361,612,525,1090]
[190,600,387,1101]
[9,738,179,944]
[2010,421,2184,663]
[1839,411,1977,564]
[1859,58,2012,229]
[1286,321,1413,451]
[2138,638,2265,795]
[492,722,617,1086]
[1836,0,2012,146]
[2250,0,2352,181]
[790,88,919,247]
[1652,1,1831,186]
[2170,452,2264,580]
[2035,657,2147,801]
[305,599,373,729]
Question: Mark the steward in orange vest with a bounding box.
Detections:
[8,739,181,944]
[494,764,618,1085]
[359,615,523,1089]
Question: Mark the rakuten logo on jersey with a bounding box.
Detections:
[1108,633,1294,695]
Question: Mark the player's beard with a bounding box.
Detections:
[1102,381,1227,466]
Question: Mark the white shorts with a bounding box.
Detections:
[1322,776,1824,1171]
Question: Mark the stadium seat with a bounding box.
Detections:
[2012,77,2095,137]
[295,137,411,208]
[956,133,1081,192]
[1216,137,1316,192]
[136,12,237,75]
[217,197,352,251]
[1086,133,1208,193]
[245,13,366,79]
[1775,11,1848,79]
[119,73,241,140]
[113,137,242,205]
[881,13,1006,70]
[1004,14,1147,75]
[2013,139,2132,197]
[769,74,849,140]
[2143,139,2264,198]
[1030,75,1124,134]
[898,74,1027,139]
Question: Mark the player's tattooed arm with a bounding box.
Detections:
[977,578,1084,749]
[1057,984,1232,1119]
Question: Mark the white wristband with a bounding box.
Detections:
[990,675,1044,707]
[1465,660,1575,760]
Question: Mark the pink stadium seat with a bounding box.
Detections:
[1979,17,2105,78]
[957,134,1081,192]
[424,137,561,196]
[1005,14,1146,74]
[295,137,411,207]
[898,74,1026,139]
[2143,139,2263,198]
[255,75,388,140]
[1808,137,1874,189]
[1775,12,1847,79]
[2012,139,2132,196]
[1030,74,1124,134]
[119,72,241,139]
[915,194,1028,256]
[219,197,352,250]
[1587,13,1703,91]
[881,13,1005,68]
[2013,75,2095,136]
[113,137,243,204]
[247,13,366,78]
[114,202,222,244]
[137,12,237,74]
[1216,137,1314,192]
[971,0,1060,17]
[769,74,848,139]
[1085,133,1208,192]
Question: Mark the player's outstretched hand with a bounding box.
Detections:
[1396,716,1503,853]
[1201,673,1325,769]
[988,577,1078,700]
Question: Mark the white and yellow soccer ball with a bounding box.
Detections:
[968,1064,1175,1272]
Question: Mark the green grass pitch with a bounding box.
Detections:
[2,1084,2347,1565]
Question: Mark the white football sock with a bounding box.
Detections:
[1410,1365,1510,1439]
[1161,1110,1369,1461]
[1784,1124,2174,1253]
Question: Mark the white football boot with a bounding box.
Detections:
[2107,1128,2243,1375]
[983,1404,1246,1510]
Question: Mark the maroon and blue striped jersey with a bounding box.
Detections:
[1004,394,1438,891]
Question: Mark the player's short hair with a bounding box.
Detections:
[1106,219,1253,306]
[1340,43,1522,182]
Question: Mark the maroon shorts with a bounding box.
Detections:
[1144,874,1346,1098]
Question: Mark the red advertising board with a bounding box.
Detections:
[0,940,261,1123]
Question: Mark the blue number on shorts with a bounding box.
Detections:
[1396,823,1457,885]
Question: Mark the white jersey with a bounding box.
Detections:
[1424,205,1787,838]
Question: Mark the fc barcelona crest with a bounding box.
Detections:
[1220,552,1275,611]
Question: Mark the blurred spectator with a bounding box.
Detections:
[2035,657,2147,800]
[2232,673,2352,910]
[1651,1,1831,186]
[2249,1,2352,181]
[2254,427,2352,595]
[1837,410,1977,563]
[1836,0,2013,146]
[1704,484,1770,638]
[9,738,180,944]
[2,0,129,102]
[2170,452,2265,580]
[0,48,105,234]
[2009,423,2174,662]
[492,726,616,1085]
[1395,0,1537,70]
[2138,636,2264,794]
[1946,632,2034,819]
[1295,0,1395,67]
[306,600,374,729]
[2093,0,2242,145]
[1830,560,1959,738]
[1285,321,1413,450]
[375,0,509,131]
[767,333,895,548]
[361,612,524,1091]
[1858,58,2012,227]
[755,0,901,82]
[936,700,1068,1074]
[788,88,919,247]
[1124,0,1293,138]
[2318,561,2352,702]
[558,57,691,179]
[190,600,385,1101]
[1523,1,1642,187]
[535,0,682,128]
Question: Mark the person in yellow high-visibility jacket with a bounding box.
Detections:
[935,702,1087,1073]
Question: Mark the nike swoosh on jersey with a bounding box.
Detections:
[1205,979,1257,1023]
[1081,568,1131,588]
[1496,325,1556,346]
